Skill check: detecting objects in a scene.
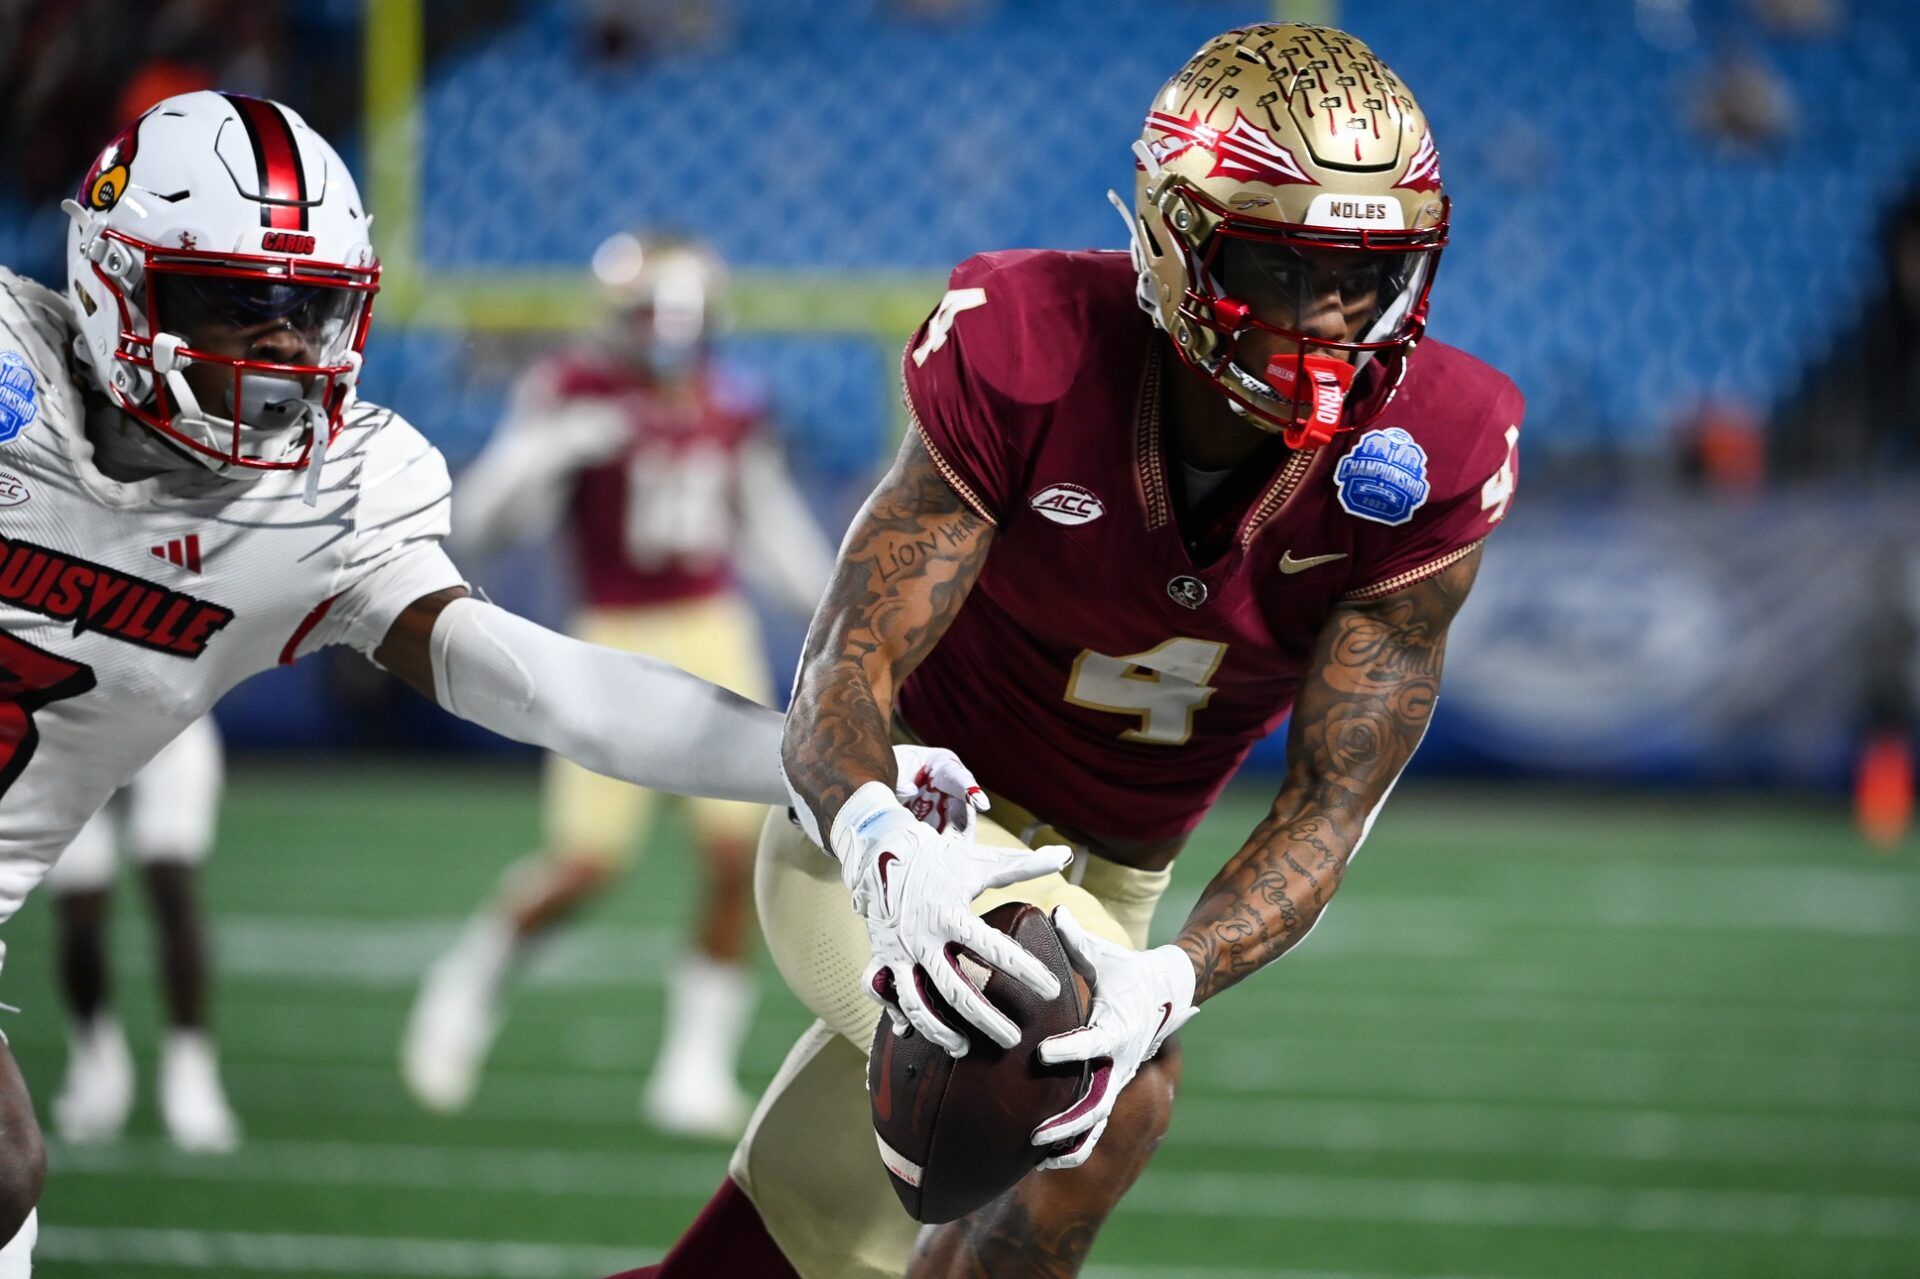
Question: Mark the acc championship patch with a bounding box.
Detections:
[0,352,38,445]
[1335,427,1430,526]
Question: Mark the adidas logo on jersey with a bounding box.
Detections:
[151,534,204,574]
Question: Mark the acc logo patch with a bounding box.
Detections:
[1029,483,1105,526]
[0,473,29,507]
[0,353,39,445]
[1335,427,1430,526]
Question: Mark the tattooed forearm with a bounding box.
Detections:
[781,431,994,836]
[916,1196,1101,1279]
[1174,548,1482,1003]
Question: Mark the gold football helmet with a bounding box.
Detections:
[1120,24,1448,446]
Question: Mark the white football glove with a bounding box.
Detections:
[1031,905,1198,1169]
[887,744,987,841]
[831,780,1072,1057]
[785,744,986,850]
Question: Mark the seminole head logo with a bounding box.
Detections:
[79,117,145,212]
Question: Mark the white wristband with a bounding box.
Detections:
[828,780,906,882]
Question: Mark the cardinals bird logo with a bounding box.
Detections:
[80,116,146,212]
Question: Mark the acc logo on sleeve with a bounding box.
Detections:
[0,353,39,445]
[1028,483,1105,526]
[1334,427,1430,526]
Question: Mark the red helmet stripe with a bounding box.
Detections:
[222,94,308,230]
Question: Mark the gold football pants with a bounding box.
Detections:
[542,594,771,860]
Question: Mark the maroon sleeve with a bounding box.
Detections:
[1343,376,1524,602]
[900,259,1029,523]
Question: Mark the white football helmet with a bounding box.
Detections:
[64,91,379,475]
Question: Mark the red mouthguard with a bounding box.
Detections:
[1264,353,1355,450]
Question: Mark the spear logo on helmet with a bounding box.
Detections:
[1143,110,1314,187]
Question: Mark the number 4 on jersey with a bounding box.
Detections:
[1480,424,1520,523]
[912,289,988,367]
[1066,638,1227,746]
[0,633,97,798]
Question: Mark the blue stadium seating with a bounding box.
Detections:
[6,0,1919,467]
[397,0,1920,463]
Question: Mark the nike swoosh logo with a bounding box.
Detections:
[1279,551,1347,574]
[876,851,900,908]
[1154,1001,1174,1039]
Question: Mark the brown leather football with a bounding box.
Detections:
[868,901,1090,1224]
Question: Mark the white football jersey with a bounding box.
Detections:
[0,268,463,923]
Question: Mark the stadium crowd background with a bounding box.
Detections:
[0,1,1916,1276]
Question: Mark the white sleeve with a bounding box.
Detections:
[428,596,787,804]
[735,440,836,620]
[298,412,467,660]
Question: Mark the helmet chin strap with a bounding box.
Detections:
[1220,357,1279,406]
[1108,141,1168,319]
[299,402,330,506]
[1215,351,1353,448]
[1106,186,1160,320]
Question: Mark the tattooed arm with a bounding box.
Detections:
[783,429,1072,1053]
[782,428,995,840]
[1172,547,1483,1004]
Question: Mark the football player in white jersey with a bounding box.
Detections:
[44,714,237,1153]
[0,91,981,1276]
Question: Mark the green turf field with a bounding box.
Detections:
[3,762,1915,1278]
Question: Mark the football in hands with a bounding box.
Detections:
[868,901,1090,1223]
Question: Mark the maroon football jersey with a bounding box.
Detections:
[540,354,761,608]
[895,250,1523,844]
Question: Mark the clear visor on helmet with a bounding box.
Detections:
[150,270,365,368]
[1209,233,1433,351]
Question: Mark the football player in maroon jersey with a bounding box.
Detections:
[615,23,1524,1279]
[402,234,837,1137]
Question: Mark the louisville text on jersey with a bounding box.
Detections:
[0,533,235,658]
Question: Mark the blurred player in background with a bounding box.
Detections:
[402,233,836,1137]
[44,715,235,1153]
[627,23,1523,1278]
